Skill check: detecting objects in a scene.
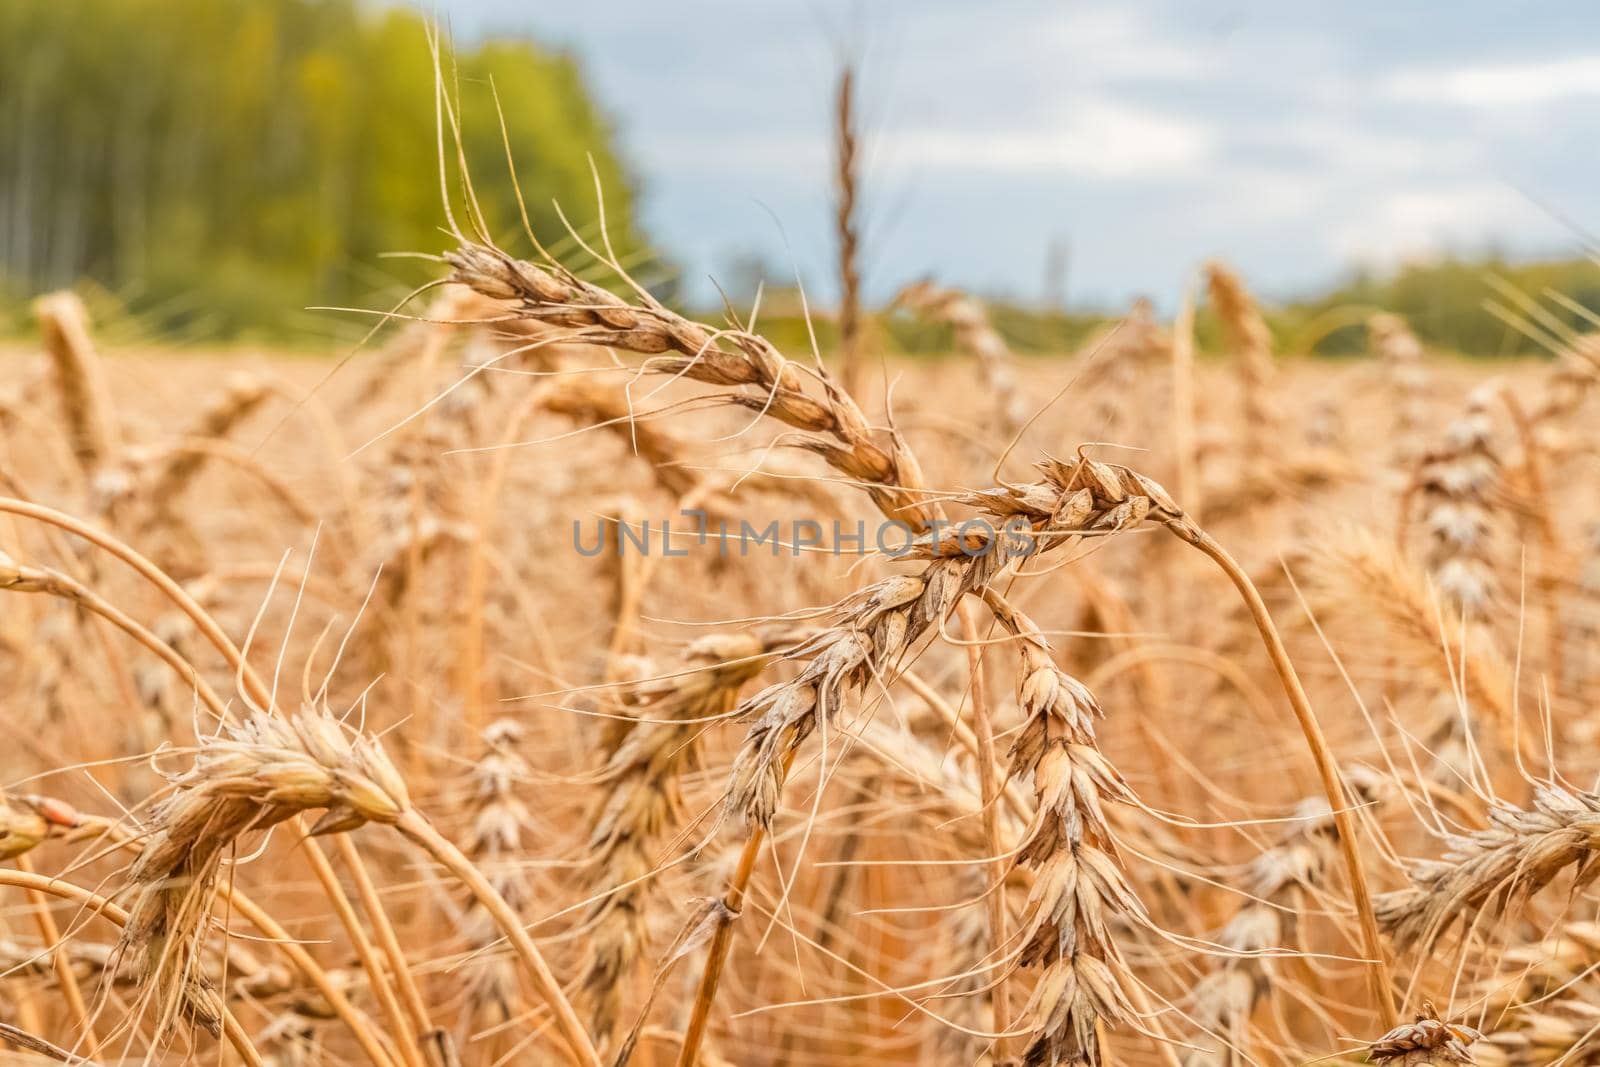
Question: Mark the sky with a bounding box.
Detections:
[427,0,1600,309]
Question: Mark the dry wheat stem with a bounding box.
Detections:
[338,833,443,1062]
[306,832,426,1067]
[834,64,864,398]
[958,598,1016,1054]
[1177,527,1399,1030]
[675,750,791,1067]
[217,878,402,1067]
[394,809,601,1066]
[3,798,92,1037]
[10,839,101,1055]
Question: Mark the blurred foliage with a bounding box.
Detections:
[0,0,645,341]
[1270,255,1600,358]
[745,256,1600,363]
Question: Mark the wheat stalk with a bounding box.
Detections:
[1368,313,1430,469]
[833,63,864,398]
[1412,387,1501,616]
[446,241,931,529]
[581,628,800,1043]
[895,278,1024,434]
[1204,262,1278,454]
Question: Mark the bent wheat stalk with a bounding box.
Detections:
[445,241,931,530]
[674,454,1397,1062]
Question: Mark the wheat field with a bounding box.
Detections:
[1,238,1598,1067]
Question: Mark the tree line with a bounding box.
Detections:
[0,0,645,340]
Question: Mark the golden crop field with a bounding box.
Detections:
[2,233,1596,1067]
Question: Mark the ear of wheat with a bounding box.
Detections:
[1376,783,1600,955]
[984,591,1150,1067]
[581,628,802,1042]
[894,278,1025,433]
[118,707,410,1035]
[1368,313,1430,467]
[1414,386,1500,616]
[446,240,932,529]
[1368,1012,1484,1067]
[1204,262,1279,453]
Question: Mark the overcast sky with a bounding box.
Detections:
[427,1,1600,308]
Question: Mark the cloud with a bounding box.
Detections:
[1025,7,1211,84]
[878,99,1215,180]
[633,131,828,178]
[643,97,1214,183]
[1384,54,1600,107]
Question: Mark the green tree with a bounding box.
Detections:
[0,0,646,339]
